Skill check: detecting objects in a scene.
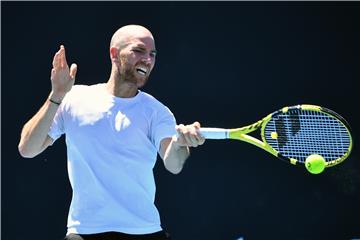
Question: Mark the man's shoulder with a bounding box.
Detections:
[139,91,166,108]
[70,83,104,92]
[139,91,174,117]
[66,83,105,96]
[62,83,105,104]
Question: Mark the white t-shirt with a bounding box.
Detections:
[48,83,177,235]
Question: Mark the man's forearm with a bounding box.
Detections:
[163,137,190,174]
[18,95,59,158]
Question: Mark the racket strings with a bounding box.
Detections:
[264,110,351,162]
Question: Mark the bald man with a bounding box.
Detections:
[18,25,205,240]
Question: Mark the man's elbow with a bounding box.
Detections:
[167,166,183,175]
[165,162,184,175]
[18,144,37,158]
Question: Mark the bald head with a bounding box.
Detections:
[110,25,154,50]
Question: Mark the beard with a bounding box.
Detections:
[117,60,149,88]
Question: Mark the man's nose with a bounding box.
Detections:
[141,55,153,64]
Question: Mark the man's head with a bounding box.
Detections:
[109,25,157,88]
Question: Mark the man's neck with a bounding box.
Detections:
[106,73,138,98]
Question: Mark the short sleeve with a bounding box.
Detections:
[48,103,65,144]
[151,106,177,152]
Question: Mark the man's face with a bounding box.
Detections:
[116,36,157,88]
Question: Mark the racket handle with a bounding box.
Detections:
[199,127,229,139]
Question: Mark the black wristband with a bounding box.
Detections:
[49,98,61,105]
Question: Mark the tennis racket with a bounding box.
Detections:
[200,104,353,168]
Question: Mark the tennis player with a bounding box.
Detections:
[18,24,205,240]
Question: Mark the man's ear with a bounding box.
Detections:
[110,47,119,63]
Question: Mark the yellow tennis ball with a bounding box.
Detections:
[271,132,278,139]
[305,154,326,174]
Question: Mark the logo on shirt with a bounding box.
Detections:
[115,111,131,131]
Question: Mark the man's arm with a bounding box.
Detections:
[160,122,205,174]
[18,97,61,158]
[18,45,77,158]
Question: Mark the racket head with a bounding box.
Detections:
[261,104,353,167]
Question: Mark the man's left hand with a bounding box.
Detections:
[174,121,205,148]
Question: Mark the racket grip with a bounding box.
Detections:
[199,127,229,139]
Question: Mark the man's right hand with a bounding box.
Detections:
[50,45,77,102]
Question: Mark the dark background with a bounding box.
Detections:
[2,2,360,240]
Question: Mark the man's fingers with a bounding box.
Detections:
[184,128,201,147]
[193,132,205,145]
[193,121,201,129]
[175,123,205,147]
[70,63,78,80]
[50,68,56,80]
[59,45,68,68]
[52,51,60,68]
[52,45,66,68]
[184,132,197,147]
